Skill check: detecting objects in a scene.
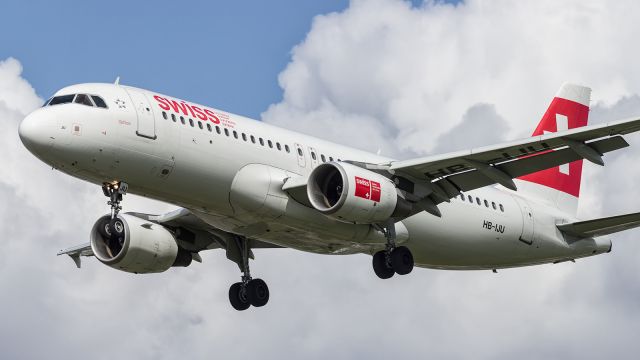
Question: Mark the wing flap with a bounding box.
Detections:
[557,212,640,238]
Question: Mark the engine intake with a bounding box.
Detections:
[307,162,409,223]
[90,214,191,274]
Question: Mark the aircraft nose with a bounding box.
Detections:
[19,110,53,155]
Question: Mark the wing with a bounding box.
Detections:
[58,208,282,268]
[57,243,93,268]
[557,212,640,238]
[384,117,640,207]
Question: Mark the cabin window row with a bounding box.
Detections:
[162,111,291,153]
[459,193,505,212]
[308,149,340,164]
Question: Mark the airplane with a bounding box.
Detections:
[18,81,640,310]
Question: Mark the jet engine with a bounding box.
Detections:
[90,214,192,274]
[307,162,410,224]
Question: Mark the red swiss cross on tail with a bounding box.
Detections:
[517,83,591,197]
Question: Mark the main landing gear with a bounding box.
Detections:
[98,181,129,245]
[228,236,270,311]
[372,221,414,279]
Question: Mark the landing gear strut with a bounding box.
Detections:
[372,220,414,279]
[228,236,269,311]
[101,181,128,240]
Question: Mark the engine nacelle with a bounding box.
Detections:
[90,214,191,274]
[307,162,407,223]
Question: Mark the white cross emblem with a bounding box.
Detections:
[543,114,569,175]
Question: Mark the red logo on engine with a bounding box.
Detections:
[355,177,381,202]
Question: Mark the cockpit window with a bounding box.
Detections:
[46,93,108,109]
[91,95,107,108]
[42,98,52,107]
[74,94,94,107]
[49,94,75,105]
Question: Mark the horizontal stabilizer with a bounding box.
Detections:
[557,212,640,238]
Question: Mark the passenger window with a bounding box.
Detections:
[276,142,281,151]
[189,118,194,127]
[216,126,221,134]
[233,131,238,139]
[285,144,290,153]
[298,148,303,156]
[198,121,203,129]
[180,116,185,125]
[259,138,264,146]
[500,204,504,212]
[49,94,75,105]
[484,199,489,208]
[468,195,472,202]
[251,135,256,143]
[74,94,94,107]
[476,197,481,205]
[311,152,317,160]
[91,95,108,108]
[162,112,168,120]
[207,123,212,132]
[329,157,333,161]
[492,202,497,210]
[242,133,247,141]
[460,194,465,201]
[321,154,326,162]
[224,128,229,136]
[268,140,273,148]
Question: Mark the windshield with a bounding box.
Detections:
[46,93,108,109]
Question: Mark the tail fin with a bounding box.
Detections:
[515,83,591,217]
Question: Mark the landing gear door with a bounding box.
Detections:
[513,196,535,245]
[125,88,157,140]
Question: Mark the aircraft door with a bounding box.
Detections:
[513,196,535,245]
[125,88,157,140]
[295,143,306,168]
[308,146,319,169]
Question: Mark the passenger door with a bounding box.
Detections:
[125,88,156,140]
[513,196,535,245]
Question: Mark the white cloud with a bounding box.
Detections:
[5,0,640,359]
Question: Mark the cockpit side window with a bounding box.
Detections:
[42,98,52,107]
[74,94,95,107]
[91,95,108,108]
[49,94,75,105]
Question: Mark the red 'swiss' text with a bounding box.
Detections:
[153,95,221,124]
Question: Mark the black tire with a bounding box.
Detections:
[109,218,125,237]
[97,218,112,239]
[229,282,250,311]
[372,251,394,279]
[391,246,414,275]
[247,279,269,307]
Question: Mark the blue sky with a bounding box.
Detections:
[0,0,350,118]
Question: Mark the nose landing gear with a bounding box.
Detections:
[372,220,414,279]
[101,181,128,239]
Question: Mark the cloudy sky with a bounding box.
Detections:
[3,0,640,359]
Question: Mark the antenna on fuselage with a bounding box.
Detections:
[114,76,120,86]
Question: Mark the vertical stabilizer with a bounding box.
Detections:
[515,83,591,217]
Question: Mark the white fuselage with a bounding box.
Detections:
[19,83,611,270]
